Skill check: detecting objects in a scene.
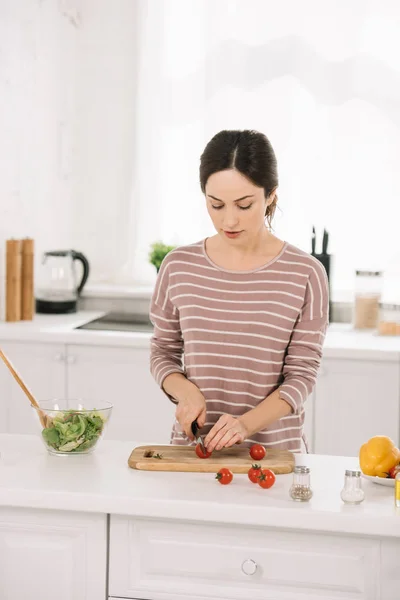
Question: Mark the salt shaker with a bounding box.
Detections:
[289,465,313,502]
[340,469,365,504]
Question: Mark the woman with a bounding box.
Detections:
[150,129,328,453]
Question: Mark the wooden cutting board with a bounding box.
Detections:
[128,445,295,474]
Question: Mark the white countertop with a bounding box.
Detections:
[0,434,399,538]
[0,311,399,358]
[0,311,151,348]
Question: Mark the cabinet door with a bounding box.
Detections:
[314,358,400,456]
[0,507,106,600]
[66,345,175,443]
[109,516,379,600]
[0,341,67,434]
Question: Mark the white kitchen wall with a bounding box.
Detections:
[0,0,137,319]
[2,1,400,317]
[0,0,78,317]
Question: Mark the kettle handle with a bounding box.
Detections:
[71,251,90,295]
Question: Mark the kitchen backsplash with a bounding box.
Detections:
[78,293,352,324]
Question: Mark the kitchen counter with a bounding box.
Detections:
[0,311,151,348]
[1,433,399,600]
[0,311,400,358]
[0,433,399,538]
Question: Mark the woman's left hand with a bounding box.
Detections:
[204,414,248,452]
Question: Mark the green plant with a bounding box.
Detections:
[148,241,176,272]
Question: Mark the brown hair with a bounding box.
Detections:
[199,129,278,227]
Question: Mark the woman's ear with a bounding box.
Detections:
[266,187,278,207]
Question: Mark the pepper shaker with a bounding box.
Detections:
[289,465,313,502]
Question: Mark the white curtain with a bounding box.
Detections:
[127,0,400,300]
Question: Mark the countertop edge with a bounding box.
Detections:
[0,313,400,357]
[1,491,399,538]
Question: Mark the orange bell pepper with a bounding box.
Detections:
[359,436,400,478]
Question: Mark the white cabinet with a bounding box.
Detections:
[109,516,380,600]
[0,342,66,434]
[1,336,400,454]
[0,508,107,600]
[66,345,175,443]
[314,357,400,456]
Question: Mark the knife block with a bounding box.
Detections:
[312,252,332,322]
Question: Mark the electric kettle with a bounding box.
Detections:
[35,250,90,314]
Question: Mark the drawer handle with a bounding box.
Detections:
[241,559,257,576]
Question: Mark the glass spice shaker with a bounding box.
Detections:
[340,469,365,504]
[289,465,313,502]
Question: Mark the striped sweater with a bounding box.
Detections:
[150,239,329,452]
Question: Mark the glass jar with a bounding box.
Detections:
[289,466,313,502]
[354,270,383,330]
[340,469,365,504]
[378,303,400,336]
[395,472,400,508]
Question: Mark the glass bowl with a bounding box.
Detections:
[31,400,113,456]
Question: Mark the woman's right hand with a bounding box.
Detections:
[175,389,207,440]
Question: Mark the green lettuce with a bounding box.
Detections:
[41,410,107,453]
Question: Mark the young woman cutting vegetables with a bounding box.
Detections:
[150,130,329,453]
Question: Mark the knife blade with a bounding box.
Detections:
[311,226,316,255]
[322,228,329,254]
[191,419,207,455]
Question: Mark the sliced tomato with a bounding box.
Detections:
[195,443,212,459]
[249,444,266,461]
[258,468,276,489]
[248,464,262,484]
[215,468,233,485]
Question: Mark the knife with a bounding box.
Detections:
[322,228,329,254]
[311,226,316,255]
[191,419,207,454]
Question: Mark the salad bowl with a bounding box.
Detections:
[32,400,113,455]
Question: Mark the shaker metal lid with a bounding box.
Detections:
[379,303,400,310]
[294,465,310,474]
[345,469,361,477]
[355,270,382,277]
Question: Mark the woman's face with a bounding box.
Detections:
[205,169,275,244]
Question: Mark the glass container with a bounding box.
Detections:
[340,469,365,504]
[353,270,382,330]
[289,465,313,502]
[378,303,400,336]
[31,399,113,456]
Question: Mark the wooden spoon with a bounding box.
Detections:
[0,348,49,428]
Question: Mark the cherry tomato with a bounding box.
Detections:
[387,464,400,478]
[248,464,262,484]
[195,443,212,459]
[249,444,266,461]
[258,468,276,489]
[215,468,233,485]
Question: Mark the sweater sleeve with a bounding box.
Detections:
[279,260,329,415]
[149,258,185,398]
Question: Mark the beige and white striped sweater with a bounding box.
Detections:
[150,239,329,452]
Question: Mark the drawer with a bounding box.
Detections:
[109,517,379,600]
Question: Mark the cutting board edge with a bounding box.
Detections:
[128,460,294,474]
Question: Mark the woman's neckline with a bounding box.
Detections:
[202,237,289,274]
